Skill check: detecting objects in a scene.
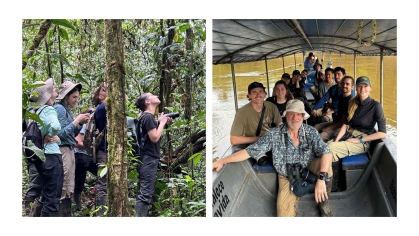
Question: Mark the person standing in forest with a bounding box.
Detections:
[92,85,108,216]
[73,108,97,212]
[54,81,90,216]
[133,93,172,217]
[27,78,64,217]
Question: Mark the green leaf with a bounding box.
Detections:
[58,27,69,41]
[188,152,202,166]
[23,140,46,162]
[51,19,76,31]
[178,23,190,33]
[49,53,71,67]
[98,166,108,178]
[25,112,44,125]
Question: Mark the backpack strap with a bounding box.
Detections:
[135,113,148,157]
[255,105,265,137]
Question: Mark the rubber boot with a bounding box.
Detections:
[73,192,82,211]
[134,200,149,217]
[23,199,34,216]
[59,198,72,217]
[41,210,59,217]
[95,196,107,216]
[29,199,43,217]
[331,161,340,192]
[318,180,333,217]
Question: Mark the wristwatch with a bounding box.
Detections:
[318,172,329,182]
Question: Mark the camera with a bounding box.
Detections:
[86,110,94,114]
[165,112,180,119]
[322,102,330,114]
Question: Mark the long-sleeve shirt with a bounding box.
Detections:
[36,105,61,154]
[95,102,107,152]
[313,85,355,114]
[54,102,81,146]
[346,97,386,135]
[246,123,331,176]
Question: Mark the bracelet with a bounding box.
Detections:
[359,137,364,144]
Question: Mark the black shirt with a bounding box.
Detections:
[346,97,386,135]
[266,96,287,123]
[137,112,161,158]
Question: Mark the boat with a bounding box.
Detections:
[212,19,397,217]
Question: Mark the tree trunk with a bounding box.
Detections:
[22,19,52,70]
[104,19,129,217]
[185,20,193,129]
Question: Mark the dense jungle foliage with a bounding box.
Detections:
[22,19,206,217]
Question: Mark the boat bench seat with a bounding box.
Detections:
[341,153,369,189]
[252,160,276,173]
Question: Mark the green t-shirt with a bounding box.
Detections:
[230,101,282,137]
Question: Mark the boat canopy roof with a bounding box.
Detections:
[213,19,397,65]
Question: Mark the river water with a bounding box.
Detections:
[212,53,397,158]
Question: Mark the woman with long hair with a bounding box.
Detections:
[266,80,293,123]
[328,76,386,162]
[54,81,90,216]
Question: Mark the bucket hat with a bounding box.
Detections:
[57,80,82,100]
[30,78,54,106]
[313,62,323,70]
[282,99,310,120]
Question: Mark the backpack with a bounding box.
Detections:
[84,107,105,163]
[22,105,48,163]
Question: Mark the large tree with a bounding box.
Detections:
[104,19,129,217]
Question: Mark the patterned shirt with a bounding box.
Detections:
[246,123,331,177]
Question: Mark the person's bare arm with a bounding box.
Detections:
[314,153,332,203]
[212,149,251,172]
[230,135,259,145]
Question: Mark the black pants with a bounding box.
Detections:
[74,152,97,195]
[136,154,160,205]
[24,162,43,200]
[34,154,64,213]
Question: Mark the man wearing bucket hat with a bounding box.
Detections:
[213,99,334,217]
[26,78,64,217]
[54,80,90,216]
[230,81,282,166]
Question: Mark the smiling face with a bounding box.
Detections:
[286,111,304,131]
[65,90,80,107]
[274,83,287,99]
[248,87,266,104]
[341,77,354,95]
[301,71,308,78]
[334,70,345,84]
[325,70,334,82]
[356,83,371,98]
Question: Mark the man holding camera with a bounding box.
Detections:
[133,93,172,217]
[213,99,333,217]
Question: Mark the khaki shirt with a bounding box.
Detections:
[230,101,282,137]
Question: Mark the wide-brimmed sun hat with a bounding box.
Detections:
[313,62,323,70]
[282,99,310,120]
[30,78,54,106]
[57,80,82,100]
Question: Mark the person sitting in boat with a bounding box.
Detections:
[301,69,308,85]
[266,80,293,123]
[316,75,355,142]
[230,81,282,165]
[304,52,317,72]
[309,62,324,102]
[213,99,334,217]
[327,76,386,182]
[282,71,313,125]
[310,67,341,125]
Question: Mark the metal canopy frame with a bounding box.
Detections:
[213,19,397,65]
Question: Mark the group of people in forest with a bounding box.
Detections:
[23,78,171,217]
[213,52,387,217]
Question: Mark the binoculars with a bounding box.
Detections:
[165,112,180,119]
[286,163,302,181]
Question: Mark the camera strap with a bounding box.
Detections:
[255,105,265,137]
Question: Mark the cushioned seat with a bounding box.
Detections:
[342,153,369,170]
[252,160,276,173]
[341,153,369,189]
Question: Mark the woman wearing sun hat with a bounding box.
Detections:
[28,78,64,217]
[54,80,90,216]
